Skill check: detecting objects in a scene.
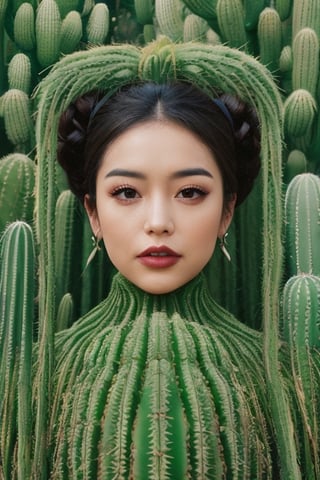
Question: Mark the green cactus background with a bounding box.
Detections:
[1,0,320,478]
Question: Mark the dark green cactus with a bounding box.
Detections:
[60,10,83,55]
[0,221,35,479]
[54,189,83,319]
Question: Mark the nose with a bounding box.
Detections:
[144,195,174,235]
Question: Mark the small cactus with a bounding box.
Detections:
[292,28,319,98]
[86,3,110,45]
[60,10,83,55]
[8,53,32,94]
[0,153,35,235]
[284,88,317,139]
[36,0,62,68]
[257,8,282,73]
[13,2,36,52]
[2,89,33,148]
[282,274,320,348]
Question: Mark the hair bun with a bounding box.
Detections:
[220,94,261,206]
[58,93,100,201]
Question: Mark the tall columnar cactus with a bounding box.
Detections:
[0,221,35,479]
[54,189,83,320]
[282,274,320,477]
[285,173,320,276]
[257,7,282,73]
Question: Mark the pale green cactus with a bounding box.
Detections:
[285,173,320,276]
[0,153,35,235]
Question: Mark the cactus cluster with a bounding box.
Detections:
[1,0,320,478]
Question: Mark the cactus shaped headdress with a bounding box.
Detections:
[34,39,295,474]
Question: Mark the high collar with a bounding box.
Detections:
[55,271,262,354]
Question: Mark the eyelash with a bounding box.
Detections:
[110,184,208,200]
[111,185,138,199]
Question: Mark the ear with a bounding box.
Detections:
[218,194,237,238]
[84,194,101,237]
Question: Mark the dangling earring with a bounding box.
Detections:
[83,234,101,273]
[220,232,231,262]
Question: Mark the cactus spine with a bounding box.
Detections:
[0,221,35,479]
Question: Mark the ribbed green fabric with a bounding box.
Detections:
[50,273,278,479]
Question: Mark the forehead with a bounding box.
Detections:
[98,120,221,176]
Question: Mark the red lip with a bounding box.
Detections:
[138,245,180,257]
[137,246,181,268]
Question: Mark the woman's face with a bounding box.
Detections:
[85,120,235,294]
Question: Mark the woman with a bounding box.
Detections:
[30,39,311,479]
[47,82,279,479]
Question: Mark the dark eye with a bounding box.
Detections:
[111,187,139,200]
[178,187,207,199]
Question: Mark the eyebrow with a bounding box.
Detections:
[105,167,213,179]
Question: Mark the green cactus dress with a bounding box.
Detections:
[49,271,281,479]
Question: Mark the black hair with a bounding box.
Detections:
[58,82,261,208]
